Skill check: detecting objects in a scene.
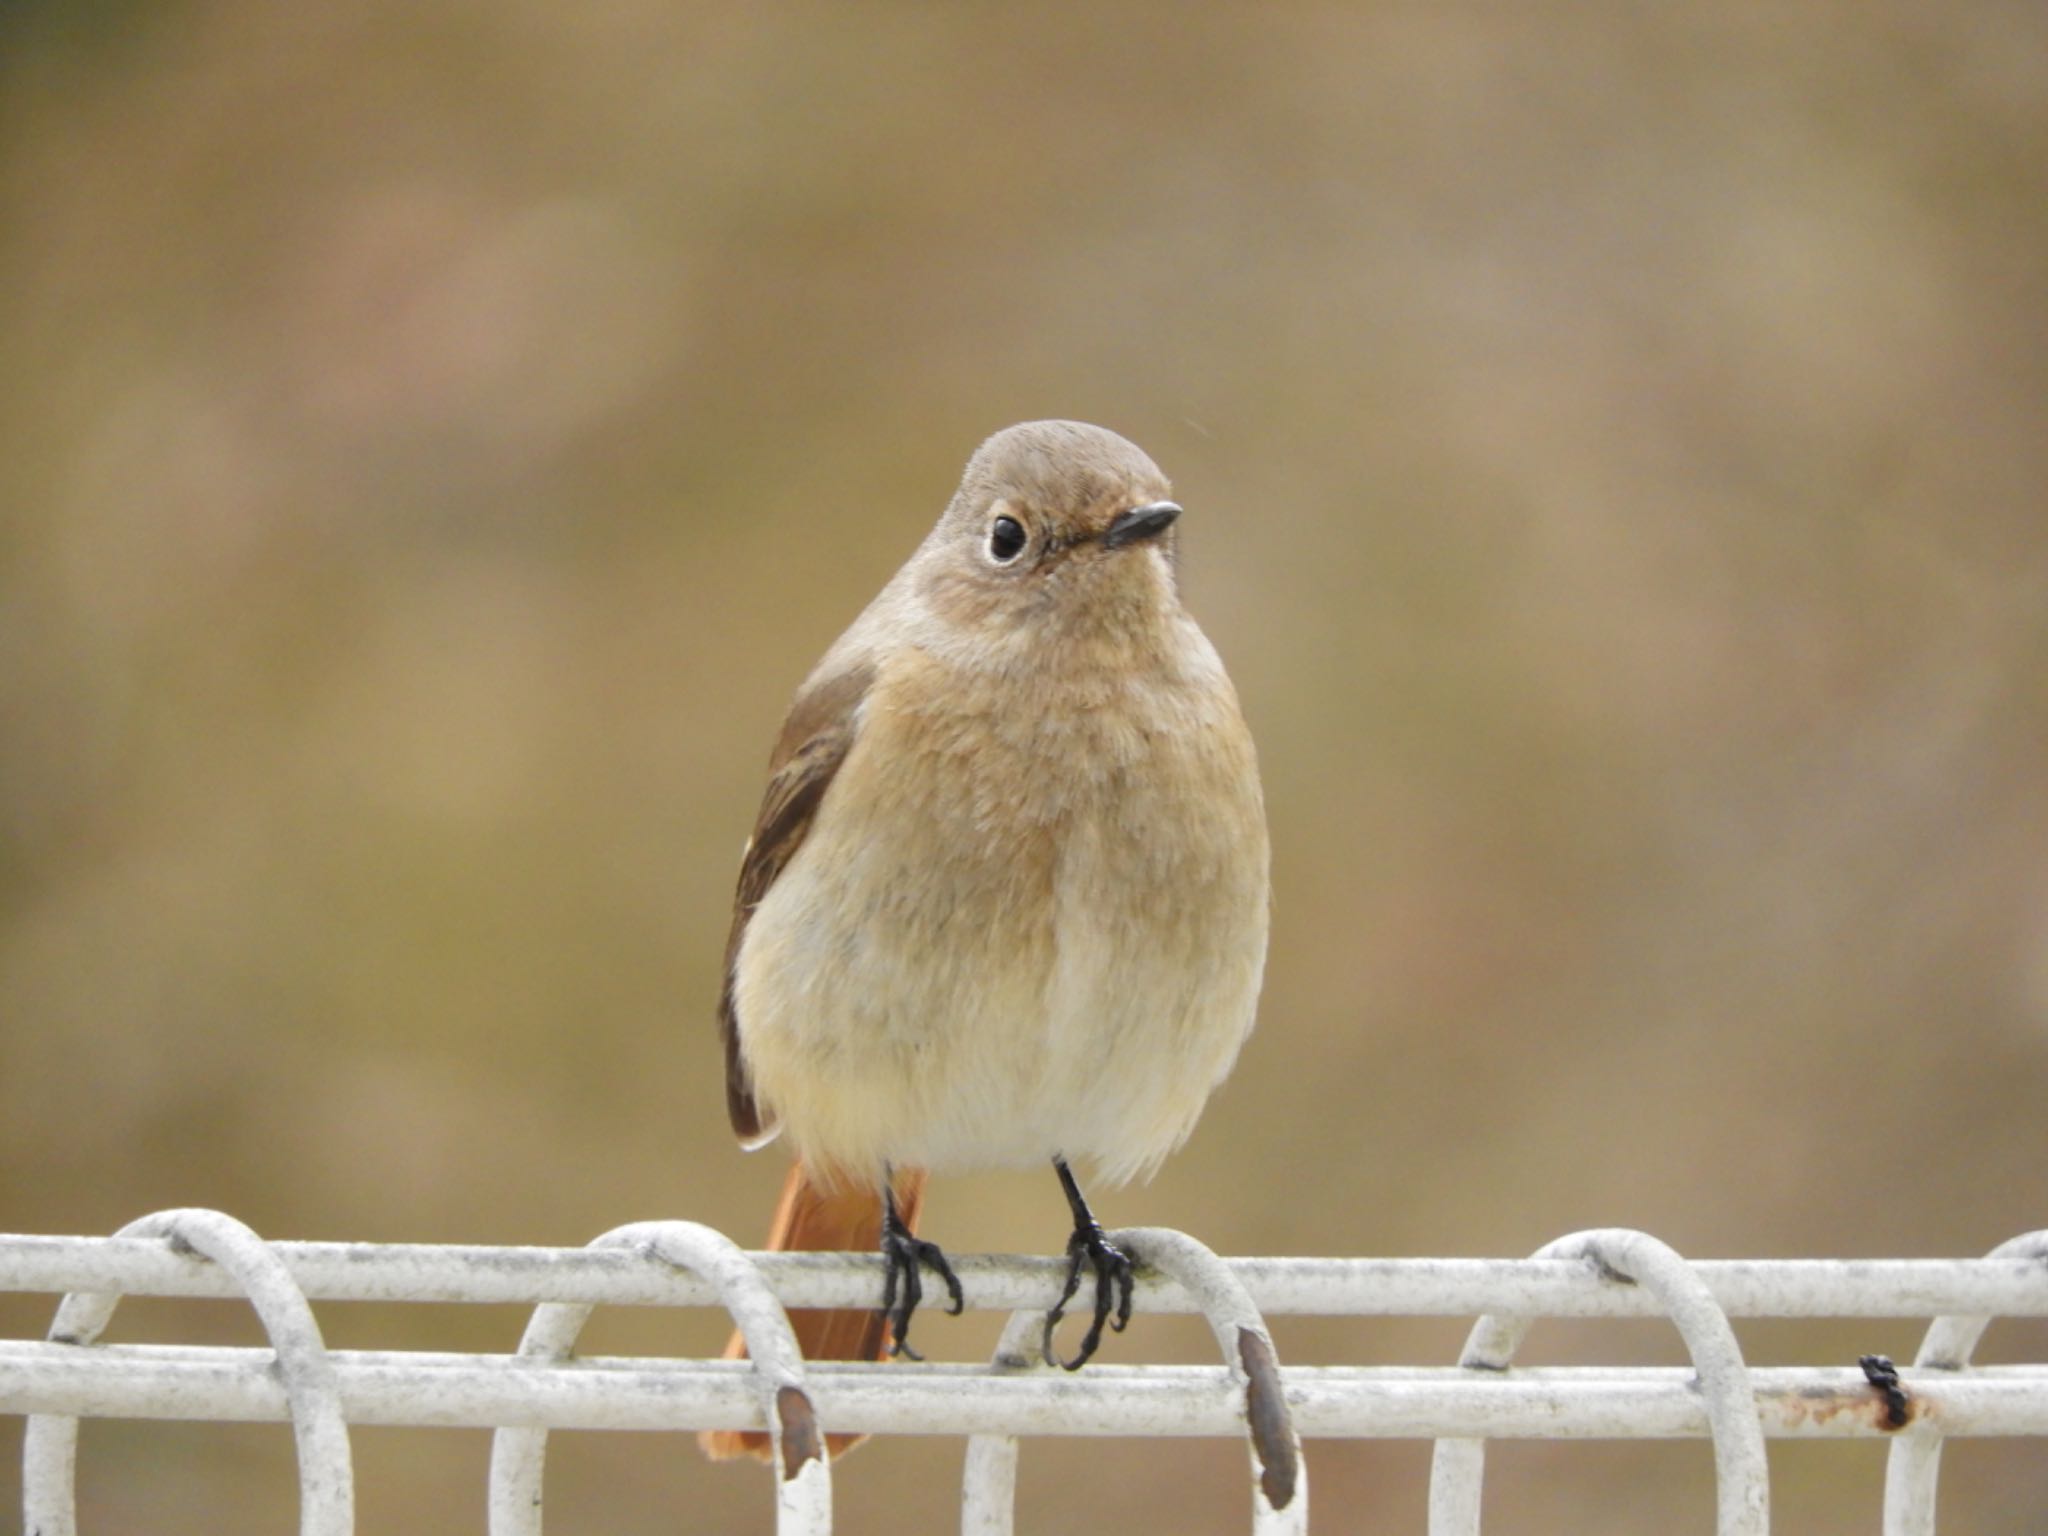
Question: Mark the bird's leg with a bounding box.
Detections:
[877,1168,963,1360]
[1042,1156,1136,1370]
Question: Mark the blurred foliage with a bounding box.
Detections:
[3,3,2046,1531]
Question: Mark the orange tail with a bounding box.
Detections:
[697,1160,926,1462]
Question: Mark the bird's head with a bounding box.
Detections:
[914,420,1187,665]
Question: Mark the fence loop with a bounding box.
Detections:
[1115,1227,1308,1534]
[22,1207,352,1536]
[486,1220,829,1536]
[1428,1227,1768,1536]
[1883,1229,2048,1536]
[960,1228,1305,1536]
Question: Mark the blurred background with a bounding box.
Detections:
[3,3,2045,1530]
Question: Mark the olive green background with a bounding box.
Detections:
[3,4,2045,1531]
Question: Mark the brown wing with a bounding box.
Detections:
[720,661,875,1144]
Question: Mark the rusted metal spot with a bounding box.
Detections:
[1238,1326,1298,1511]
[1777,1381,1896,1430]
[1859,1353,1912,1430]
[776,1384,823,1477]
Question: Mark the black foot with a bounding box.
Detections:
[1042,1157,1136,1370]
[879,1188,962,1361]
[1042,1220,1136,1369]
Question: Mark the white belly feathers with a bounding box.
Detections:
[731,643,1268,1186]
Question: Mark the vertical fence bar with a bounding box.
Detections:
[960,1308,1048,1536]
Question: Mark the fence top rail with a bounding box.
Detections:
[2,1235,2045,1319]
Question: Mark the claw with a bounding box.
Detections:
[1042,1221,1136,1370]
[1042,1156,1137,1369]
[880,1197,962,1360]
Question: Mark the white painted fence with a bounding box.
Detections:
[3,1211,2044,1533]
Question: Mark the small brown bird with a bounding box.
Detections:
[701,420,1268,1461]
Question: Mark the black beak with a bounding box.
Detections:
[1101,501,1182,550]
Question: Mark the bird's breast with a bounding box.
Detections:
[732,639,1268,1180]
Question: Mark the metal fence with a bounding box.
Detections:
[2,1210,2044,1534]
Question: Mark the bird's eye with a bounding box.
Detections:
[989,515,1027,563]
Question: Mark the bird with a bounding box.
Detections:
[700,420,1269,1461]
